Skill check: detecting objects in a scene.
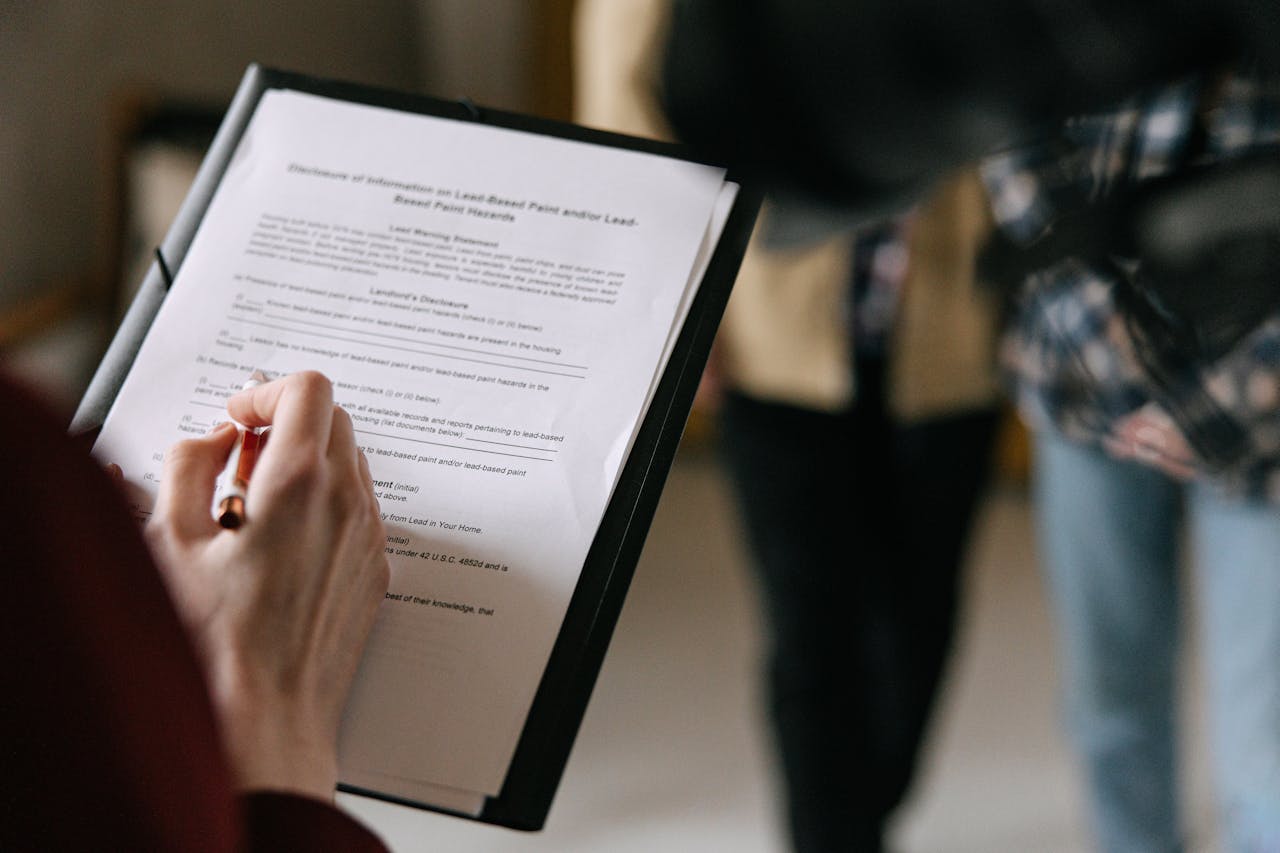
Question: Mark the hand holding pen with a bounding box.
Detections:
[143,370,389,799]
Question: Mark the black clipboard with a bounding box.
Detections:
[72,64,760,831]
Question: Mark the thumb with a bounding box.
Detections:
[153,421,239,540]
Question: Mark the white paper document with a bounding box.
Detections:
[93,89,735,806]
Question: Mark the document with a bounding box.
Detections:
[93,89,735,806]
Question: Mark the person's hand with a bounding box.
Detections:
[144,371,390,801]
[1103,403,1198,480]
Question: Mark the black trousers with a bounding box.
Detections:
[719,361,998,853]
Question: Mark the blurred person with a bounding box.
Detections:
[655,6,1280,848]
[658,0,1275,229]
[2,370,391,851]
[576,3,1003,850]
[713,189,1002,853]
[980,70,1280,852]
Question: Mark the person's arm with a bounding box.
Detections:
[0,371,390,851]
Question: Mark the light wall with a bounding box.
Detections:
[0,1,537,318]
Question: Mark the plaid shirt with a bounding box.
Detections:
[982,72,1280,500]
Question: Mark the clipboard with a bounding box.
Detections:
[72,65,760,831]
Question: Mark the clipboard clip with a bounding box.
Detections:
[154,247,175,290]
[456,96,482,122]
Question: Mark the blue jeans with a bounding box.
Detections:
[1035,432,1280,853]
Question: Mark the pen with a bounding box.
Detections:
[214,370,269,529]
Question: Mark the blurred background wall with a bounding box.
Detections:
[0,0,573,410]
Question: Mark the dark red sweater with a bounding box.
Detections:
[0,375,387,852]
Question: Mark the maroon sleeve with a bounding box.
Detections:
[241,793,388,853]
[0,375,386,852]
